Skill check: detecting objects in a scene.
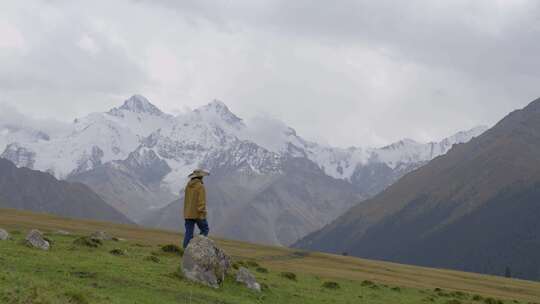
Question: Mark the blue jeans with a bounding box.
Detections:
[183,219,209,249]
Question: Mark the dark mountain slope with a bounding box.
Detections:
[295,97,540,280]
[0,158,133,224]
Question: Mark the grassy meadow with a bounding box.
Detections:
[1,208,539,304]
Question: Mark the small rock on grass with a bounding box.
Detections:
[236,267,261,292]
[55,230,71,235]
[0,228,9,240]
[25,229,50,250]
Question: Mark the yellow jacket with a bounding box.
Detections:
[183,178,207,219]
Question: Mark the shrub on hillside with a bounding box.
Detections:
[109,249,126,256]
[483,298,503,304]
[472,295,484,301]
[361,280,375,287]
[451,291,467,298]
[161,244,183,256]
[73,236,102,248]
[256,267,269,274]
[280,272,297,281]
[245,260,259,268]
[144,255,160,263]
[64,291,89,304]
[322,281,340,289]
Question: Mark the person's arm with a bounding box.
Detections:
[197,184,207,218]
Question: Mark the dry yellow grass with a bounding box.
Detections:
[1,208,539,302]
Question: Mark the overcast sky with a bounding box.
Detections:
[1,0,539,147]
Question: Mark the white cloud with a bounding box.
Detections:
[0,20,25,50]
[0,0,539,147]
[77,34,101,55]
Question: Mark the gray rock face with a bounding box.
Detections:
[236,267,261,292]
[90,231,112,241]
[25,229,50,250]
[181,236,231,288]
[0,228,9,240]
[1,143,36,169]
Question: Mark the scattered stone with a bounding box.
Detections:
[161,244,183,256]
[112,237,125,242]
[181,236,231,288]
[90,231,112,241]
[236,267,261,292]
[73,236,103,248]
[109,249,126,256]
[322,281,340,289]
[55,230,71,235]
[25,229,50,250]
[0,228,9,240]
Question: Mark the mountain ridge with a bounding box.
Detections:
[0,158,133,224]
[0,95,487,245]
[294,96,540,280]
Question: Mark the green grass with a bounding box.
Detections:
[1,208,539,304]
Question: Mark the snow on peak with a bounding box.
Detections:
[118,95,164,116]
[444,125,489,143]
[381,138,420,151]
[194,100,244,127]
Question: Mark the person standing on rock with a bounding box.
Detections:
[183,169,210,249]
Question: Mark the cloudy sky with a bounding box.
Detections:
[1,0,539,147]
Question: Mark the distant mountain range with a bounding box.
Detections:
[0,158,132,224]
[295,97,540,281]
[0,95,486,245]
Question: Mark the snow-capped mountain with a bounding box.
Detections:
[234,115,487,181]
[0,95,488,245]
[1,95,173,178]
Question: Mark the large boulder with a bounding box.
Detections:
[181,236,231,288]
[25,229,50,250]
[236,267,261,292]
[0,228,9,240]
